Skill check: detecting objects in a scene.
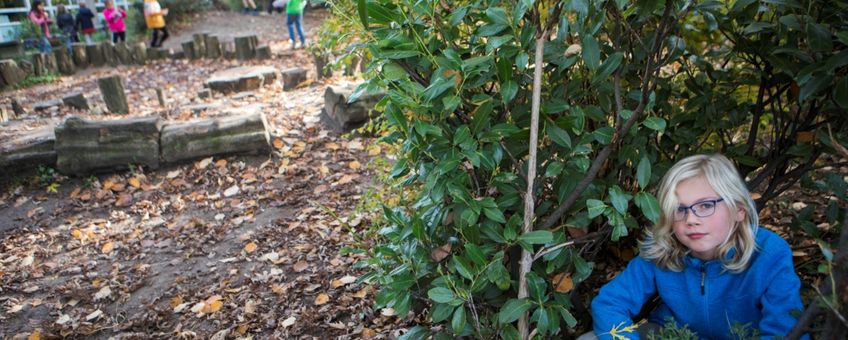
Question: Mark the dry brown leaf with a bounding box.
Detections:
[314,293,329,305]
[281,316,296,328]
[330,275,357,289]
[313,185,329,195]
[69,187,81,198]
[352,287,369,299]
[552,273,574,293]
[128,177,141,188]
[28,330,41,340]
[362,328,377,339]
[244,299,259,314]
[293,260,309,272]
[244,242,258,253]
[367,145,381,156]
[273,138,284,149]
[796,131,815,143]
[201,295,223,314]
[235,324,249,335]
[71,229,82,239]
[102,179,114,191]
[170,296,183,309]
[111,183,126,192]
[349,160,362,169]
[431,243,452,262]
[196,157,214,169]
[101,242,114,254]
[215,159,228,168]
[115,192,132,207]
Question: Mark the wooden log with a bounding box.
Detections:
[0,128,56,173]
[182,41,197,60]
[171,50,186,60]
[156,88,167,107]
[55,116,162,175]
[115,42,132,65]
[103,44,118,66]
[86,43,106,67]
[160,112,271,164]
[193,33,208,58]
[54,48,76,75]
[205,35,221,59]
[97,75,129,114]
[72,43,89,68]
[62,92,90,110]
[204,66,278,94]
[1,59,28,86]
[11,98,25,116]
[130,42,148,65]
[255,45,271,60]
[280,67,307,91]
[322,84,386,132]
[32,53,48,76]
[0,107,13,123]
[234,36,256,60]
[222,42,235,59]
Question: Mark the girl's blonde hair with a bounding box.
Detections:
[639,154,759,272]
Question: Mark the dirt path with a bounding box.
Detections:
[0,9,401,339]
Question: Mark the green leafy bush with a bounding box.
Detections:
[337,0,847,338]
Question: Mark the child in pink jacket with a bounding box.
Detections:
[103,0,127,44]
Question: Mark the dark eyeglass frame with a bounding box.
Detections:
[674,198,725,221]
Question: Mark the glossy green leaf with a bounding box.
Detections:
[593,127,615,144]
[452,306,467,333]
[643,117,667,132]
[501,80,518,104]
[608,186,631,214]
[499,298,533,323]
[357,0,368,28]
[485,7,510,26]
[519,230,553,244]
[526,272,546,301]
[431,303,454,323]
[547,123,573,149]
[587,199,607,218]
[559,306,578,327]
[582,35,600,70]
[636,155,651,189]
[453,256,475,280]
[428,287,457,304]
[635,191,661,225]
[835,77,848,108]
[800,75,833,102]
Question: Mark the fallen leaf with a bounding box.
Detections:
[367,145,382,156]
[273,138,284,149]
[85,309,103,321]
[353,287,369,299]
[115,192,133,207]
[224,185,240,197]
[314,293,329,305]
[215,159,228,168]
[128,177,141,188]
[20,254,34,267]
[281,316,296,328]
[552,273,574,293]
[93,286,111,301]
[313,184,329,194]
[196,157,214,169]
[244,299,259,314]
[8,303,26,314]
[55,314,71,325]
[244,242,258,253]
[101,242,114,254]
[201,295,223,314]
[349,160,362,169]
[330,275,357,289]
[431,243,452,262]
[166,170,181,179]
[102,179,114,191]
[362,328,377,339]
[293,260,309,272]
[28,330,41,340]
[170,296,183,309]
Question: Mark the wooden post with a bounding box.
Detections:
[1,60,28,86]
[54,48,76,75]
[71,43,89,68]
[115,42,132,65]
[32,53,48,76]
[205,36,221,59]
[97,75,129,114]
[156,88,167,108]
[255,46,271,60]
[182,41,197,60]
[234,36,256,60]
[130,42,148,65]
[192,33,208,58]
[86,43,106,67]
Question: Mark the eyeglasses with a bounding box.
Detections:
[673,198,724,221]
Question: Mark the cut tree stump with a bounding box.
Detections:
[1,59,28,86]
[171,50,186,59]
[55,116,162,175]
[156,88,167,107]
[193,33,208,58]
[115,42,132,65]
[322,84,385,133]
[234,36,256,60]
[54,48,76,75]
[0,128,56,173]
[182,41,197,60]
[87,43,106,67]
[160,111,271,164]
[130,42,148,65]
[205,35,221,59]
[103,44,118,66]
[98,75,129,114]
[222,42,235,59]
[72,43,89,68]
[281,67,307,91]
[62,92,90,110]
[32,53,56,76]
[11,98,25,116]
[204,66,278,94]
[255,45,271,60]
[312,52,333,79]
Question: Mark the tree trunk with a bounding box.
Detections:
[193,33,208,58]
[55,116,162,175]
[0,128,56,174]
[87,43,106,67]
[160,112,271,164]
[54,48,76,75]
[205,35,221,59]
[72,43,89,68]
[235,36,256,60]
[1,59,28,86]
[97,75,129,114]
[517,32,547,340]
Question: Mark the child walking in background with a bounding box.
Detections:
[103,0,127,44]
[586,154,808,339]
[286,0,306,49]
[144,0,169,48]
[75,2,96,45]
[56,4,78,53]
[28,0,52,53]
[242,0,258,16]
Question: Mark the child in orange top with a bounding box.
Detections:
[143,0,169,48]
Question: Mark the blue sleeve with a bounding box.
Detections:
[591,256,658,340]
[757,236,809,340]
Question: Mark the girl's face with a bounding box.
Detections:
[106,1,113,8]
[672,176,745,260]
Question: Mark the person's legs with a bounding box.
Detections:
[286,14,296,48]
[295,14,305,46]
[118,32,126,43]
[158,27,169,47]
[150,29,159,48]
[267,0,273,14]
[84,33,92,45]
[40,36,52,53]
[65,35,74,53]
[112,32,118,44]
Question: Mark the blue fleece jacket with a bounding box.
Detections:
[591,228,807,339]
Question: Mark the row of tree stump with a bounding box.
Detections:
[0,33,268,89]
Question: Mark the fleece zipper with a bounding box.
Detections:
[700,262,706,295]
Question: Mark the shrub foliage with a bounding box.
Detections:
[338,0,847,338]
